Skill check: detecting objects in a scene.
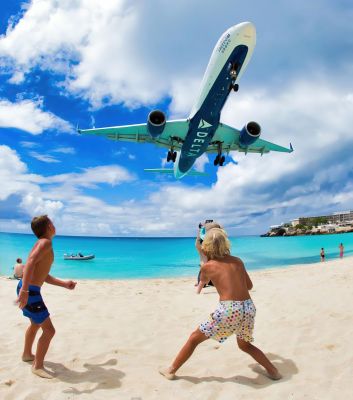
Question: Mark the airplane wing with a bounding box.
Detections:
[207,123,293,154]
[79,119,189,151]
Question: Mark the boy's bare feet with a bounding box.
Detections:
[159,366,176,380]
[253,365,282,380]
[22,354,35,362]
[268,370,282,380]
[31,366,54,379]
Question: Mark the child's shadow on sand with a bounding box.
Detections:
[45,358,125,395]
[179,353,298,388]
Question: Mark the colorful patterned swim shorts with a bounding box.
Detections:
[199,299,256,343]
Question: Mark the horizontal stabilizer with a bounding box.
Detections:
[144,168,208,177]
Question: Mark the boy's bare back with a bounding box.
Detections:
[27,238,54,287]
[200,255,253,301]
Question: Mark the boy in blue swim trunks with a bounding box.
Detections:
[17,215,76,379]
[160,228,281,381]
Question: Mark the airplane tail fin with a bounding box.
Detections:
[144,168,208,177]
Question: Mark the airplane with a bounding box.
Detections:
[79,22,293,179]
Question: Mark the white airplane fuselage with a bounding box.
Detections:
[174,22,256,178]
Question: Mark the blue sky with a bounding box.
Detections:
[0,0,353,236]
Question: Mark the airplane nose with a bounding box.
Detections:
[238,21,256,38]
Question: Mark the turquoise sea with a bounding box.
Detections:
[0,232,352,279]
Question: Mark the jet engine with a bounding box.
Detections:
[147,110,166,138]
[239,121,261,147]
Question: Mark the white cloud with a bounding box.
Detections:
[52,146,76,154]
[20,141,39,148]
[0,145,136,234]
[29,152,60,163]
[1,0,351,111]
[20,193,64,218]
[0,98,72,134]
[44,165,135,188]
[194,153,209,173]
[0,145,42,202]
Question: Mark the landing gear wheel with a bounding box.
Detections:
[167,151,171,162]
[219,155,225,166]
[230,70,237,79]
[172,151,177,162]
[214,155,220,166]
[232,84,239,92]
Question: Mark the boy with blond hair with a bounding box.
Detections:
[17,215,76,379]
[160,228,281,380]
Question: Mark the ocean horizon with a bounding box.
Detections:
[1,231,352,280]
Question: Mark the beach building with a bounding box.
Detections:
[291,211,353,227]
[264,211,353,236]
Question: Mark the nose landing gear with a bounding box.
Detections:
[229,63,239,92]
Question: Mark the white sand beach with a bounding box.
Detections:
[1,258,352,400]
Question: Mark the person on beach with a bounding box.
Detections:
[160,228,281,381]
[195,221,221,287]
[13,258,24,279]
[16,215,77,379]
[339,243,344,258]
[320,248,325,262]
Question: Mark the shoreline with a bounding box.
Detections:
[2,255,352,282]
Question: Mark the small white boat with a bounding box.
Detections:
[64,253,95,260]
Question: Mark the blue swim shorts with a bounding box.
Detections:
[17,280,50,324]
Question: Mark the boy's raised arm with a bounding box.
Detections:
[45,275,76,289]
[196,266,209,294]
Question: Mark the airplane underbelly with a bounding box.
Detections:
[179,126,216,173]
[178,45,249,175]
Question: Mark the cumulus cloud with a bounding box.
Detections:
[1,0,351,109]
[20,193,64,218]
[194,153,209,173]
[0,98,72,134]
[0,145,136,234]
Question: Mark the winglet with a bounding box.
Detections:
[290,142,293,152]
[76,122,81,134]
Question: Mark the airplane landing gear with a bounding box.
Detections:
[167,150,177,163]
[230,69,237,79]
[214,143,225,166]
[214,155,225,166]
[229,63,239,92]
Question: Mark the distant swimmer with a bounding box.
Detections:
[160,228,281,381]
[320,248,325,262]
[339,243,344,258]
[16,215,77,379]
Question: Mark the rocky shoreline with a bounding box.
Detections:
[261,228,353,237]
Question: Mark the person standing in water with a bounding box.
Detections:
[320,248,325,262]
[339,243,344,258]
